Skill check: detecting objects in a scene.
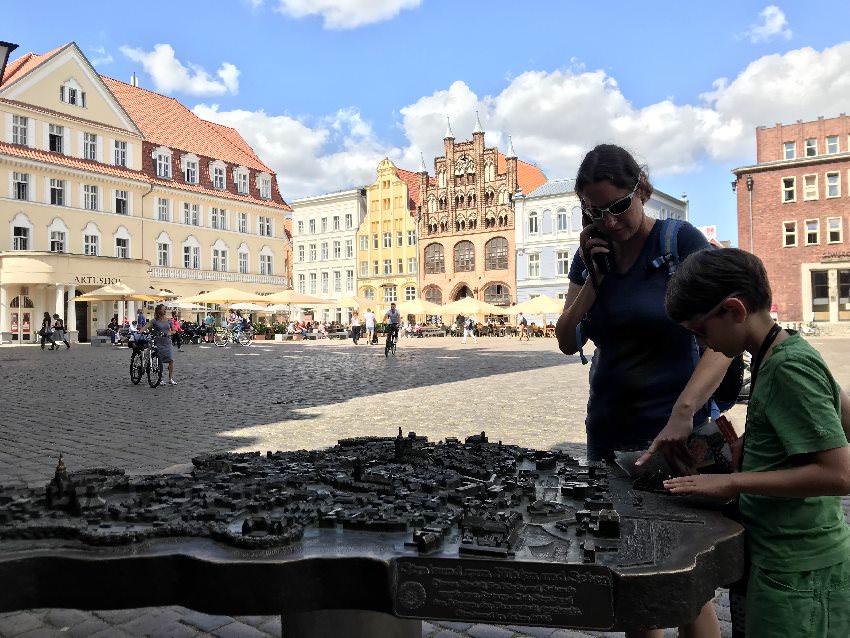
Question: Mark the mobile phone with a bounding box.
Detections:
[586,226,612,275]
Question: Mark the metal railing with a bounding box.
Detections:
[149,267,287,286]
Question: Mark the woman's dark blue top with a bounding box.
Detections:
[568,219,709,460]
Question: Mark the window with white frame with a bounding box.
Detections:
[332,215,340,230]
[12,226,29,250]
[115,236,129,258]
[557,209,569,231]
[49,124,64,153]
[321,242,328,260]
[782,177,796,202]
[783,221,797,247]
[259,176,271,199]
[115,190,128,215]
[405,286,416,301]
[260,253,273,275]
[828,217,843,243]
[84,185,98,211]
[528,253,540,277]
[557,250,570,275]
[321,218,328,232]
[184,159,198,184]
[373,260,379,275]
[397,258,403,274]
[236,170,248,194]
[50,179,65,206]
[826,172,840,198]
[84,234,99,256]
[407,230,416,245]
[183,202,199,225]
[157,242,170,267]
[783,141,795,160]
[528,211,539,234]
[363,287,375,300]
[333,271,341,292]
[83,132,97,161]
[239,251,249,274]
[322,272,329,293]
[212,247,228,271]
[309,244,316,261]
[13,172,29,200]
[805,219,819,245]
[237,212,248,233]
[59,82,86,107]
[345,239,353,258]
[360,261,368,276]
[258,216,272,236]
[345,270,354,292]
[184,244,200,269]
[297,220,304,234]
[309,273,317,294]
[50,230,66,253]
[408,257,416,274]
[383,286,397,303]
[805,138,817,157]
[210,207,226,230]
[308,219,316,234]
[113,140,127,167]
[345,213,353,229]
[157,198,171,222]
[297,245,305,262]
[12,115,28,146]
[212,164,225,189]
[827,135,839,154]
[333,240,341,259]
[396,231,403,247]
[803,174,818,200]
[383,232,391,248]
[373,234,379,249]
[381,259,390,275]
[359,235,368,250]
[297,274,306,293]
[155,151,171,178]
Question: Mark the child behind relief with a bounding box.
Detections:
[663,247,850,638]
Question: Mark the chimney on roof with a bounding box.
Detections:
[130,72,139,87]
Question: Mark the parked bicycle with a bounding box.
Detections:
[129,331,166,388]
[213,325,254,347]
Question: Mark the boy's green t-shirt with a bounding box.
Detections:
[740,332,850,572]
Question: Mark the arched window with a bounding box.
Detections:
[424,243,445,274]
[259,245,274,276]
[454,241,474,272]
[114,225,131,258]
[484,161,495,182]
[498,188,509,205]
[571,206,583,232]
[427,196,437,213]
[182,235,201,269]
[11,212,34,250]
[528,211,538,235]
[48,217,69,253]
[211,238,229,272]
[541,209,552,234]
[362,287,375,300]
[237,242,250,274]
[438,169,447,188]
[81,222,101,256]
[155,231,172,267]
[424,286,442,305]
[485,237,508,270]
[483,283,511,306]
[557,208,569,232]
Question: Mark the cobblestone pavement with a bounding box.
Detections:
[1,335,849,637]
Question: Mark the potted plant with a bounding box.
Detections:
[252,319,267,340]
[273,322,287,341]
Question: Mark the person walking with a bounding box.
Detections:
[170,311,183,351]
[517,313,529,340]
[39,312,56,350]
[350,310,362,345]
[145,304,177,385]
[203,311,216,343]
[52,314,70,349]
[363,307,376,345]
[136,308,146,329]
[462,315,477,344]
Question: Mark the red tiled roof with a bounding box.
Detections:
[497,153,547,195]
[395,167,424,210]
[101,76,274,174]
[283,217,293,240]
[0,45,68,89]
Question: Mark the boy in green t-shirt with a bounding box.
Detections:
[663,248,850,638]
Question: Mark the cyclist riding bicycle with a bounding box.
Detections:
[383,302,402,346]
[227,309,244,339]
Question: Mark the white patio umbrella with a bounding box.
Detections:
[504,295,564,315]
[175,287,271,305]
[439,296,506,317]
[395,298,443,317]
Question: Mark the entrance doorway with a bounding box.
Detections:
[453,286,474,301]
[9,295,34,342]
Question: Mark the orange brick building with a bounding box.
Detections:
[734,114,850,324]
[415,117,546,308]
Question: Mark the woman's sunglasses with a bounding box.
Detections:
[581,182,639,221]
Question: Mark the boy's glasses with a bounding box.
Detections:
[581,183,639,220]
[685,292,743,339]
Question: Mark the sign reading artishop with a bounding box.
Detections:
[74,276,121,285]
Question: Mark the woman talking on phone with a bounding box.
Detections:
[555,144,731,638]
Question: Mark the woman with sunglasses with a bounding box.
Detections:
[555,144,731,638]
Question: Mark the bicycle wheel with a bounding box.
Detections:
[213,329,228,347]
[385,336,391,357]
[147,351,163,387]
[130,351,144,384]
[391,339,397,356]
[237,329,253,346]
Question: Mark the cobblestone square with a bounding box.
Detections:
[2,335,849,637]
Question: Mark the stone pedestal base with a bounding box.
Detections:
[0,332,11,344]
[281,610,421,638]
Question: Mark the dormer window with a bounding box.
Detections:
[59,80,86,108]
[234,167,249,195]
[152,146,172,179]
[257,173,272,200]
[210,160,226,190]
[181,153,199,184]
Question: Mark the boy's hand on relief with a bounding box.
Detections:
[664,474,738,499]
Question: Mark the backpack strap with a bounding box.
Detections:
[650,218,685,275]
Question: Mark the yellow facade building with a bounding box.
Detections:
[0,43,291,343]
[356,159,419,316]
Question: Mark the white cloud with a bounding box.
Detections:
[274,0,421,29]
[745,5,792,43]
[192,42,850,200]
[120,44,240,97]
[88,46,113,66]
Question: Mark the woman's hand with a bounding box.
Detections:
[635,411,694,472]
[578,224,611,286]
[663,474,738,499]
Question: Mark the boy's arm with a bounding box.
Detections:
[665,445,850,498]
[840,386,850,440]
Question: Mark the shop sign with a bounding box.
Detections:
[74,276,121,285]
[11,314,18,332]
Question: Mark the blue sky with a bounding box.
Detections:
[6,1,850,243]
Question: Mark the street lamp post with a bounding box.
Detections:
[0,41,19,83]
